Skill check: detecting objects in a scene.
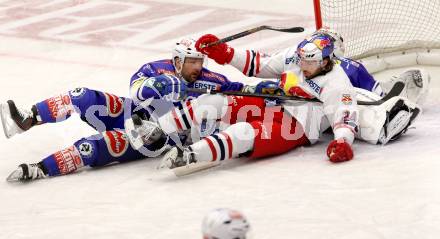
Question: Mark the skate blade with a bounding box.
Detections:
[0,103,23,139]
[172,161,220,177]
[0,103,11,139]
[5,169,23,182]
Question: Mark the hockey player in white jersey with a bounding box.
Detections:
[149,34,421,170]
[202,208,250,239]
[195,27,429,106]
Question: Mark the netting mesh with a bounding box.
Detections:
[319,0,440,59]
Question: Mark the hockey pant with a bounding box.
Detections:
[33,88,158,176]
[158,94,310,162]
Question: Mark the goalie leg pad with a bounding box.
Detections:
[357,96,420,144]
[384,68,431,105]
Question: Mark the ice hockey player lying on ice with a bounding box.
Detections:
[1,38,249,182]
[144,34,424,170]
[197,27,430,106]
[2,33,426,181]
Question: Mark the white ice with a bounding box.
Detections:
[0,1,439,239]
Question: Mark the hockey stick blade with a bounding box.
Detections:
[205,25,304,47]
[186,81,405,106]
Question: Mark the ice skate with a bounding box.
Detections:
[0,100,39,139]
[6,163,47,182]
[157,146,196,170]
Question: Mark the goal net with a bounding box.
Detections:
[314,0,440,70]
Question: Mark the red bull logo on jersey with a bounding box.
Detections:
[342,94,353,105]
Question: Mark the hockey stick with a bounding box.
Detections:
[204,25,305,47]
[187,81,405,106]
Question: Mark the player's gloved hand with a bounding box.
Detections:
[279,71,314,99]
[135,74,188,102]
[243,80,282,94]
[326,139,354,163]
[163,77,188,101]
[195,34,234,65]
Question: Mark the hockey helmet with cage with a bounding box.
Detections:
[202,208,250,239]
[172,37,205,66]
[296,34,335,64]
[312,26,345,57]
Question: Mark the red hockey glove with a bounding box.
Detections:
[326,139,354,163]
[195,34,234,65]
[287,86,314,99]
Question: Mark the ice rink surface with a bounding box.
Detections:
[0,1,439,238]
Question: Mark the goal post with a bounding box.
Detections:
[313,0,440,73]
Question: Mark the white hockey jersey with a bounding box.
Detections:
[229,48,359,144]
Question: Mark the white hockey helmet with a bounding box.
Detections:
[296,34,335,62]
[202,208,250,239]
[172,37,205,66]
[312,27,345,57]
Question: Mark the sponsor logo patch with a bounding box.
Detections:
[46,93,74,120]
[305,79,322,94]
[104,130,129,157]
[104,93,123,117]
[53,146,83,175]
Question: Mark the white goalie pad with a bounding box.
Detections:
[356,96,421,144]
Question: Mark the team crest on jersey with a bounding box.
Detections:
[104,130,129,157]
[70,87,86,98]
[341,94,353,105]
[78,141,94,158]
[104,93,124,117]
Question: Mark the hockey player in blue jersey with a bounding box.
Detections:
[1,38,248,182]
